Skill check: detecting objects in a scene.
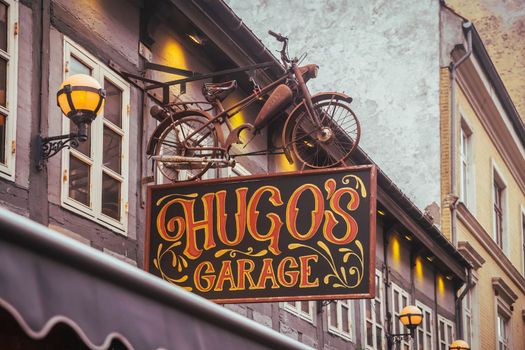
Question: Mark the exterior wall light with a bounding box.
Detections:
[386,305,423,350]
[37,74,106,169]
[449,339,470,350]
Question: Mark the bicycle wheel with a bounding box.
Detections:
[154,115,222,182]
[287,97,360,168]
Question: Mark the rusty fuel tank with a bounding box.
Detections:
[253,84,293,131]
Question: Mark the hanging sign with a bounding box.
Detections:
[146,165,376,303]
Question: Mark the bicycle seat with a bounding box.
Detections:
[203,80,237,102]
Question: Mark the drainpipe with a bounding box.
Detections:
[455,268,473,339]
[449,21,472,245]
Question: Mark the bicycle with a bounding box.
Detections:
[146,30,360,182]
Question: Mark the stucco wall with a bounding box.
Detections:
[226,0,442,210]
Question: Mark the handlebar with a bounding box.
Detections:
[268,30,287,42]
[268,30,290,66]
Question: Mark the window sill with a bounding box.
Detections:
[61,200,127,236]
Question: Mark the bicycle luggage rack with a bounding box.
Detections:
[121,61,279,106]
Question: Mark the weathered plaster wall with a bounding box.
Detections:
[226,0,442,210]
[446,0,525,122]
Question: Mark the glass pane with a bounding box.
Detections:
[394,290,400,311]
[300,301,309,314]
[342,307,349,333]
[0,57,6,107]
[374,300,381,322]
[366,321,373,346]
[0,113,5,163]
[69,155,90,206]
[329,305,337,327]
[102,172,120,220]
[426,312,432,332]
[0,2,7,52]
[74,123,90,157]
[104,79,122,127]
[375,327,382,349]
[366,300,372,320]
[70,55,91,76]
[103,125,121,173]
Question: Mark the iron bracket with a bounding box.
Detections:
[37,133,81,170]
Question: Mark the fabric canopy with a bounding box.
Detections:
[0,208,313,350]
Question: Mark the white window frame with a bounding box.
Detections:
[496,310,510,350]
[415,301,434,350]
[491,161,507,253]
[282,301,315,324]
[61,37,129,234]
[0,0,18,180]
[459,116,474,209]
[327,299,355,341]
[391,282,411,349]
[521,206,525,276]
[437,315,454,350]
[462,287,473,346]
[362,269,385,350]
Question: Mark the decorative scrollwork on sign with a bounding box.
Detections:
[153,242,191,291]
[214,247,268,258]
[289,240,365,289]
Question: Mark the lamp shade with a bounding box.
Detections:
[57,74,106,125]
[399,305,423,329]
[449,340,470,350]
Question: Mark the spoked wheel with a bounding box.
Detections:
[286,96,360,168]
[154,115,223,182]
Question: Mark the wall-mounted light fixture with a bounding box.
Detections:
[386,305,423,350]
[37,74,106,170]
[449,339,470,350]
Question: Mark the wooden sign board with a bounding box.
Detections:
[146,166,376,303]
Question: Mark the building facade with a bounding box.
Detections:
[228,0,525,349]
[0,1,471,349]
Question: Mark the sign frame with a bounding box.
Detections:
[145,165,377,303]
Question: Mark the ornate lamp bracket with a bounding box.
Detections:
[37,133,80,170]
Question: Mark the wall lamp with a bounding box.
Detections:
[386,305,423,350]
[37,74,106,170]
[449,340,470,350]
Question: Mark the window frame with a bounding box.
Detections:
[61,37,130,234]
[0,0,18,180]
[437,315,454,350]
[491,163,507,252]
[496,310,510,350]
[521,207,525,276]
[282,301,315,324]
[459,116,474,209]
[362,269,385,350]
[390,281,411,349]
[415,300,434,350]
[327,299,355,341]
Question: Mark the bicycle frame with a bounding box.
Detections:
[177,62,318,156]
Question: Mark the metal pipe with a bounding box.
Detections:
[455,268,473,340]
[449,21,472,245]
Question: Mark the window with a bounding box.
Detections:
[492,169,506,249]
[327,299,355,341]
[0,0,17,180]
[497,312,509,350]
[437,316,454,350]
[391,282,410,350]
[462,288,473,346]
[521,211,525,276]
[61,37,129,234]
[283,301,314,323]
[416,301,434,350]
[363,270,385,350]
[459,120,472,207]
